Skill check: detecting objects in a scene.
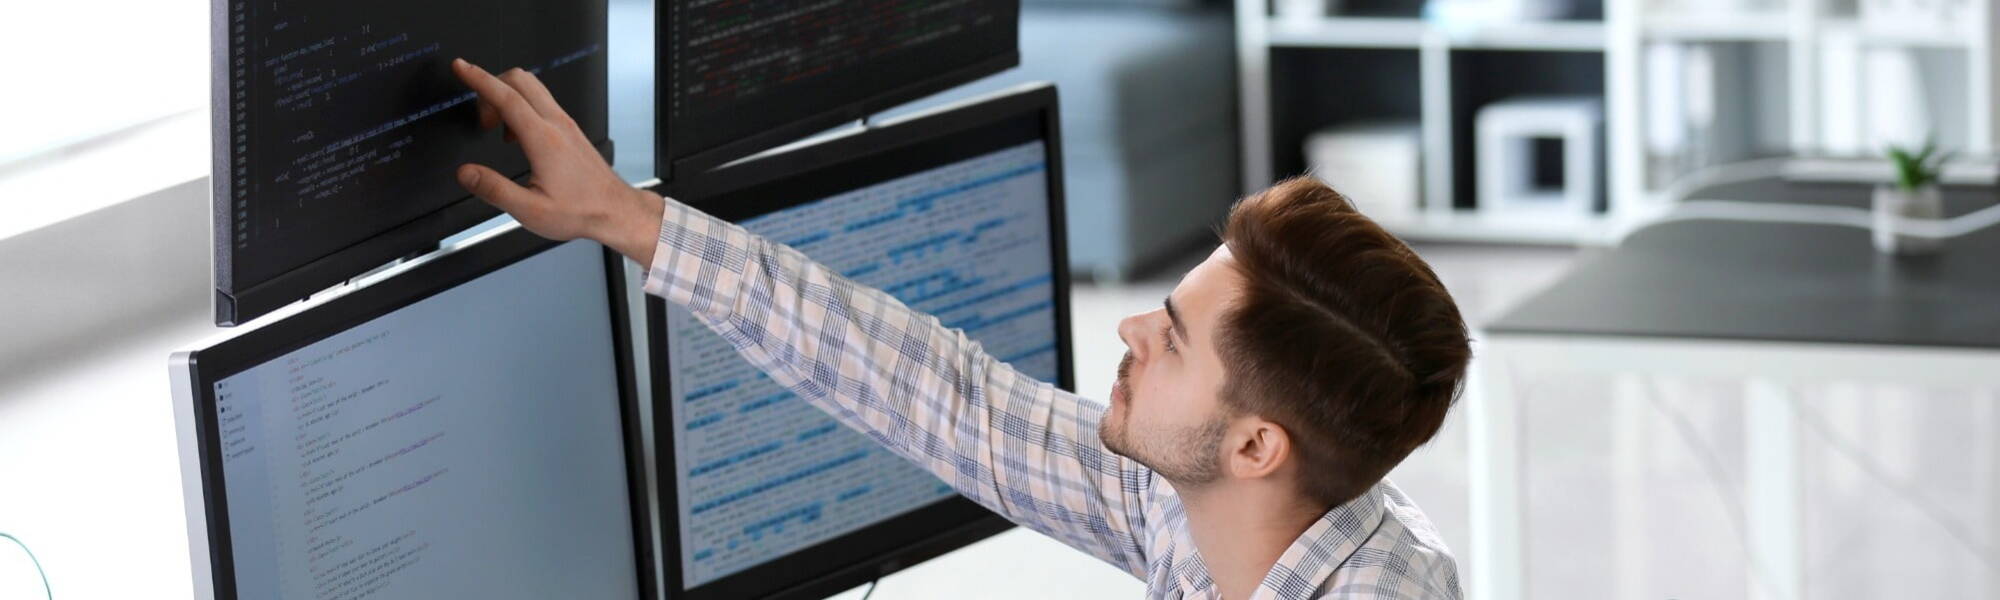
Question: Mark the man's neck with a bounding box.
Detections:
[1177,483,1326,600]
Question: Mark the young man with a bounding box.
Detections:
[449,59,1471,599]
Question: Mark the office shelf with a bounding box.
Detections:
[1640,14,1792,41]
[1821,16,1975,48]
[1243,9,1618,248]
[1266,17,1607,51]
[1243,0,2000,247]
[1448,20,1610,50]
[1266,17,1431,48]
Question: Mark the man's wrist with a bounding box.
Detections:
[603,187,665,267]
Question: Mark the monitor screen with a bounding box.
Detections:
[213,0,610,325]
[657,0,1018,178]
[173,230,652,599]
[652,84,1067,600]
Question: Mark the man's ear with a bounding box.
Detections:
[1227,417,1291,479]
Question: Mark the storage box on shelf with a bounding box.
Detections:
[1475,96,1605,217]
[1305,121,1425,219]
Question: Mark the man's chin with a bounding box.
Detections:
[1097,417,1127,457]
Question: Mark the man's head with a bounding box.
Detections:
[1100,177,1471,509]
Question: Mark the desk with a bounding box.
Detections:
[1469,182,2000,600]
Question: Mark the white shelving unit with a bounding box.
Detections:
[1638,14,1793,40]
[1265,16,1434,46]
[1266,16,1607,49]
[1240,8,1622,246]
[1236,0,2000,248]
[1826,16,1975,47]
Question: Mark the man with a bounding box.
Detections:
[448,59,1471,599]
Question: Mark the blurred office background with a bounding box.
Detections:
[3,0,1999,597]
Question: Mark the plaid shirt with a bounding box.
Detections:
[643,199,1462,599]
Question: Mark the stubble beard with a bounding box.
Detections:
[1100,351,1228,485]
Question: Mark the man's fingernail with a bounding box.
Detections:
[458,165,480,188]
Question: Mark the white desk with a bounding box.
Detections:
[1470,213,2000,599]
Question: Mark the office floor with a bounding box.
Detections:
[830,242,1581,599]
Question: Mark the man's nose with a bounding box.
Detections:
[1116,312,1151,361]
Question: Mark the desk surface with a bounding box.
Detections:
[1489,179,2000,349]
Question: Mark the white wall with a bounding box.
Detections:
[0,177,211,385]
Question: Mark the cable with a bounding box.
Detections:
[0,531,51,600]
[857,578,880,600]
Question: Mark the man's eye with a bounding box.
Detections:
[1160,326,1177,354]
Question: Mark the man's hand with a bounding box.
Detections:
[451,58,664,266]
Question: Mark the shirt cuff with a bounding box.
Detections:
[639,198,681,299]
[637,198,749,325]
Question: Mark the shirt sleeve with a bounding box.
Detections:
[641,198,1155,576]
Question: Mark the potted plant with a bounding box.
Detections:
[1873,140,1950,255]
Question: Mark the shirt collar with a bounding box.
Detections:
[1168,483,1391,600]
[1249,483,1390,599]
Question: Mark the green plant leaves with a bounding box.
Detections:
[1887,138,1949,191]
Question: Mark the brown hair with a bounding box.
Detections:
[1217,177,1471,508]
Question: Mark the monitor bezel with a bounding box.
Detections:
[652,2,1020,182]
[173,226,657,600]
[209,141,612,327]
[646,83,1071,600]
[210,0,615,327]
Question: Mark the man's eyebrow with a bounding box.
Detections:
[1163,296,1189,343]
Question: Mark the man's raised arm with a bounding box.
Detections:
[447,58,1157,575]
[644,198,1152,573]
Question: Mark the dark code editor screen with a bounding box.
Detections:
[219,0,607,291]
[662,0,1015,166]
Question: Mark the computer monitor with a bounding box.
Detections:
[171,226,654,599]
[212,0,612,326]
[655,0,1019,181]
[648,83,1069,600]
